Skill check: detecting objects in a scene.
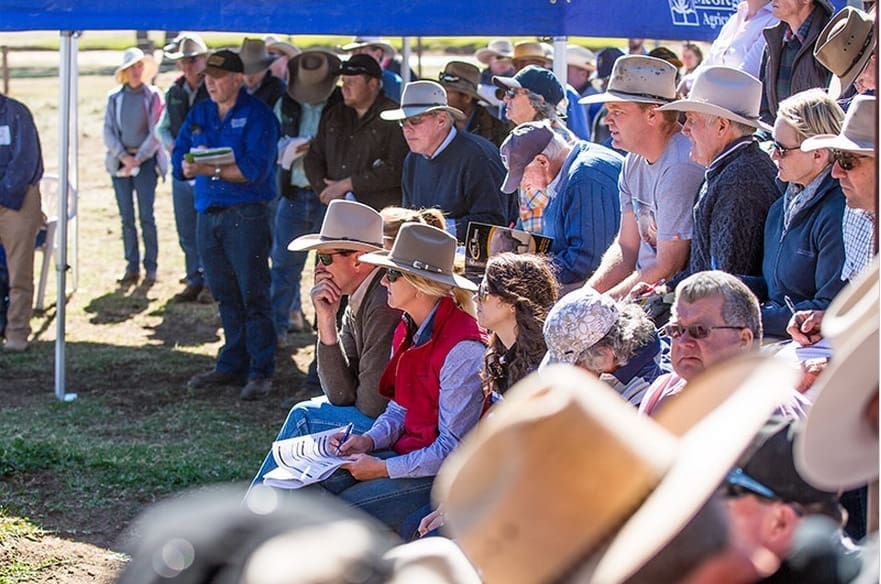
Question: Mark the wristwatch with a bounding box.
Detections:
[212,165,221,181]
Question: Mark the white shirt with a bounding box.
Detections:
[702,2,780,78]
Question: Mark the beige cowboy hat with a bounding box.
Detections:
[579,55,678,106]
[436,355,797,584]
[380,81,465,121]
[475,39,514,64]
[339,36,396,60]
[287,49,341,105]
[360,223,477,291]
[438,61,484,103]
[265,37,301,60]
[659,66,771,130]
[114,47,160,84]
[512,40,553,67]
[163,33,208,60]
[795,257,880,492]
[801,93,877,154]
[288,200,384,253]
[567,44,597,72]
[239,38,277,75]
[814,7,877,99]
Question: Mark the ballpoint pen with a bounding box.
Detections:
[336,422,354,456]
[784,295,804,328]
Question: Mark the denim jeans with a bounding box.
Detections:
[171,177,203,286]
[111,157,158,274]
[248,395,376,493]
[269,188,326,333]
[197,202,275,379]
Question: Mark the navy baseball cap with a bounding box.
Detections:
[499,122,555,194]
[203,49,244,77]
[339,54,383,79]
[493,65,564,107]
[593,47,625,80]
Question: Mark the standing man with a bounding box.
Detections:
[581,56,705,299]
[438,61,509,148]
[304,54,408,211]
[0,93,43,352]
[339,37,403,102]
[172,50,280,401]
[240,38,286,108]
[157,33,210,303]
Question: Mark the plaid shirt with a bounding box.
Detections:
[518,187,550,234]
[777,12,815,106]
[841,205,876,281]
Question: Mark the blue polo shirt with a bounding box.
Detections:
[172,88,279,212]
[0,95,44,211]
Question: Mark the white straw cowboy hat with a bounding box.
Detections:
[579,55,678,105]
[380,81,465,121]
[287,49,341,105]
[438,61,484,103]
[360,223,477,291]
[115,47,159,85]
[163,33,208,60]
[659,66,771,130]
[239,38,277,75]
[567,44,597,72]
[814,6,877,99]
[475,39,514,64]
[436,355,797,584]
[801,94,877,154]
[288,200,384,253]
[511,40,553,67]
[265,38,301,60]
[339,36,396,60]
[795,257,880,492]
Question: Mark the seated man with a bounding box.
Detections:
[250,200,402,489]
[499,121,622,289]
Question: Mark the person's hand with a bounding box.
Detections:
[796,358,829,393]
[418,506,446,537]
[786,310,824,346]
[626,279,666,302]
[310,275,342,322]
[329,432,373,456]
[319,178,352,205]
[182,160,200,179]
[121,154,139,170]
[295,141,311,155]
[342,454,388,481]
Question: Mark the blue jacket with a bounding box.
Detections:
[761,171,847,337]
[171,88,280,212]
[0,95,43,211]
[565,85,591,141]
[543,141,623,284]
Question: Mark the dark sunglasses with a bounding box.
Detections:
[504,87,522,99]
[831,149,869,171]
[316,250,354,266]
[663,322,745,340]
[397,112,436,128]
[770,140,800,157]
[385,268,404,283]
[476,281,490,303]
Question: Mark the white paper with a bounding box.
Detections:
[262,427,350,490]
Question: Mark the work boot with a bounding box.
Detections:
[116,270,139,286]
[240,377,273,401]
[187,369,246,389]
[172,283,204,303]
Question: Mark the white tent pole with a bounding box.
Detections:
[55,30,76,402]
[401,37,411,85]
[553,36,567,88]
[69,32,80,292]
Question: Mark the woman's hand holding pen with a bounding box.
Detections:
[329,433,374,456]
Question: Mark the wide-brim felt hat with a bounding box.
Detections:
[795,256,880,492]
[266,39,301,59]
[239,37,277,75]
[659,66,771,130]
[380,80,465,121]
[475,39,514,64]
[566,44,597,72]
[438,60,484,103]
[579,55,678,105]
[339,36,396,60]
[801,94,877,154]
[287,49,341,105]
[512,40,553,66]
[814,6,877,99]
[360,223,477,292]
[437,355,797,584]
[163,33,208,60]
[115,47,160,85]
[288,200,384,253]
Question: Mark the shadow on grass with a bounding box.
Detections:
[84,281,155,325]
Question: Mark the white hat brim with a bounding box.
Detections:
[359,250,477,292]
[287,234,383,253]
[380,105,465,122]
[659,99,772,131]
[801,132,876,154]
[578,89,671,106]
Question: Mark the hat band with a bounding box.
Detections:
[318,234,381,247]
[610,88,673,102]
[439,72,478,91]
[838,31,875,78]
[402,102,450,109]
[398,258,447,274]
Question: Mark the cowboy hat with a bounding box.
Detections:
[239,38,277,75]
[820,255,879,349]
[265,38,301,60]
[360,223,477,291]
[814,7,876,99]
[567,44,597,72]
[438,61,484,103]
[801,94,876,154]
[339,36,396,60]
[659,66,771,130]
[163,33,208,60]
[380,81,465,121]
[795,262,879,491]
[114,47,159,85]
[475,39,514,64]
[512,40,553,67]
[436,355,796,584]
[579,55,678,105]
[288,200,384,253]
[287,49,341,105]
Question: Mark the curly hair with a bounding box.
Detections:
[481,253,559,396]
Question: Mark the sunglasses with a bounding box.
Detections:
[316,250,354,266]
[770,140,800,157]
[385,268,404,283]
[721,468,779,500]
[503,87,523,99]
[398,112,437,128]
[476,281,490,303]
[663,322,745,340]
[831,149,869,171]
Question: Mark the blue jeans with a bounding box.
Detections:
[248,395,376,493]
[269,188,326,333]
[111,157,158,274]
[171,177,203,286]
[197,202,275,379]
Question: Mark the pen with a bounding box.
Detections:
[784,295,804,327]
[336,422,354,456]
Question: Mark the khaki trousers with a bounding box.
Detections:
[0,184,43,342]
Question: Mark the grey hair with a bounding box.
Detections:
[694,112,754,138]
[526,89,560,121]
[674,270,762,342]
[540,129,571,163]
[577,303,657,370]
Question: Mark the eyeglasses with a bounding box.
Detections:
[316,250,354,266]
[398,113,437,128]
[385,268,404,283]
[663,322,745,340]
[770,140,800,157]
[831,149,869,171]
[476,281,490,303]
[503,87,524,99]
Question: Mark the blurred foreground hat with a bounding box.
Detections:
[542,286,618,365]
[801,94,877,154]
[493,65,565,107]
[438,61,483,102]
[580,55,678,105]
[475,38,514,64]
[339,54,383,79]
[814,6,876,99]
[239,38,277,75]
[203,49,244,78]
[339,36,396,60]
[380,80,465,121]
[499,122,555,193]
[115,47,159,84]
[436,356,797,583]
[164,33,208,60]
[289,200,384,253]
[287,49,341,104]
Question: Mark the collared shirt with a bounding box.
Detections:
[289,101,324,187]
[0,95,44,211]
[427,125,457,160]
[518,188,550,234]
[841,206,876,281]
[706,135,753,173]
[783,167,831,230]
[348,266,382,316]
[777,11,815,103]
[702,1,779,77]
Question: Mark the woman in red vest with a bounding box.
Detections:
[321,223,485,532]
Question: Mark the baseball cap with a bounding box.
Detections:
[493,65,565,106]
[594,47,625,80]
[203,49,244,77]
[543,286,619,365]
[499,122,554,194]
[339,54,383,79]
